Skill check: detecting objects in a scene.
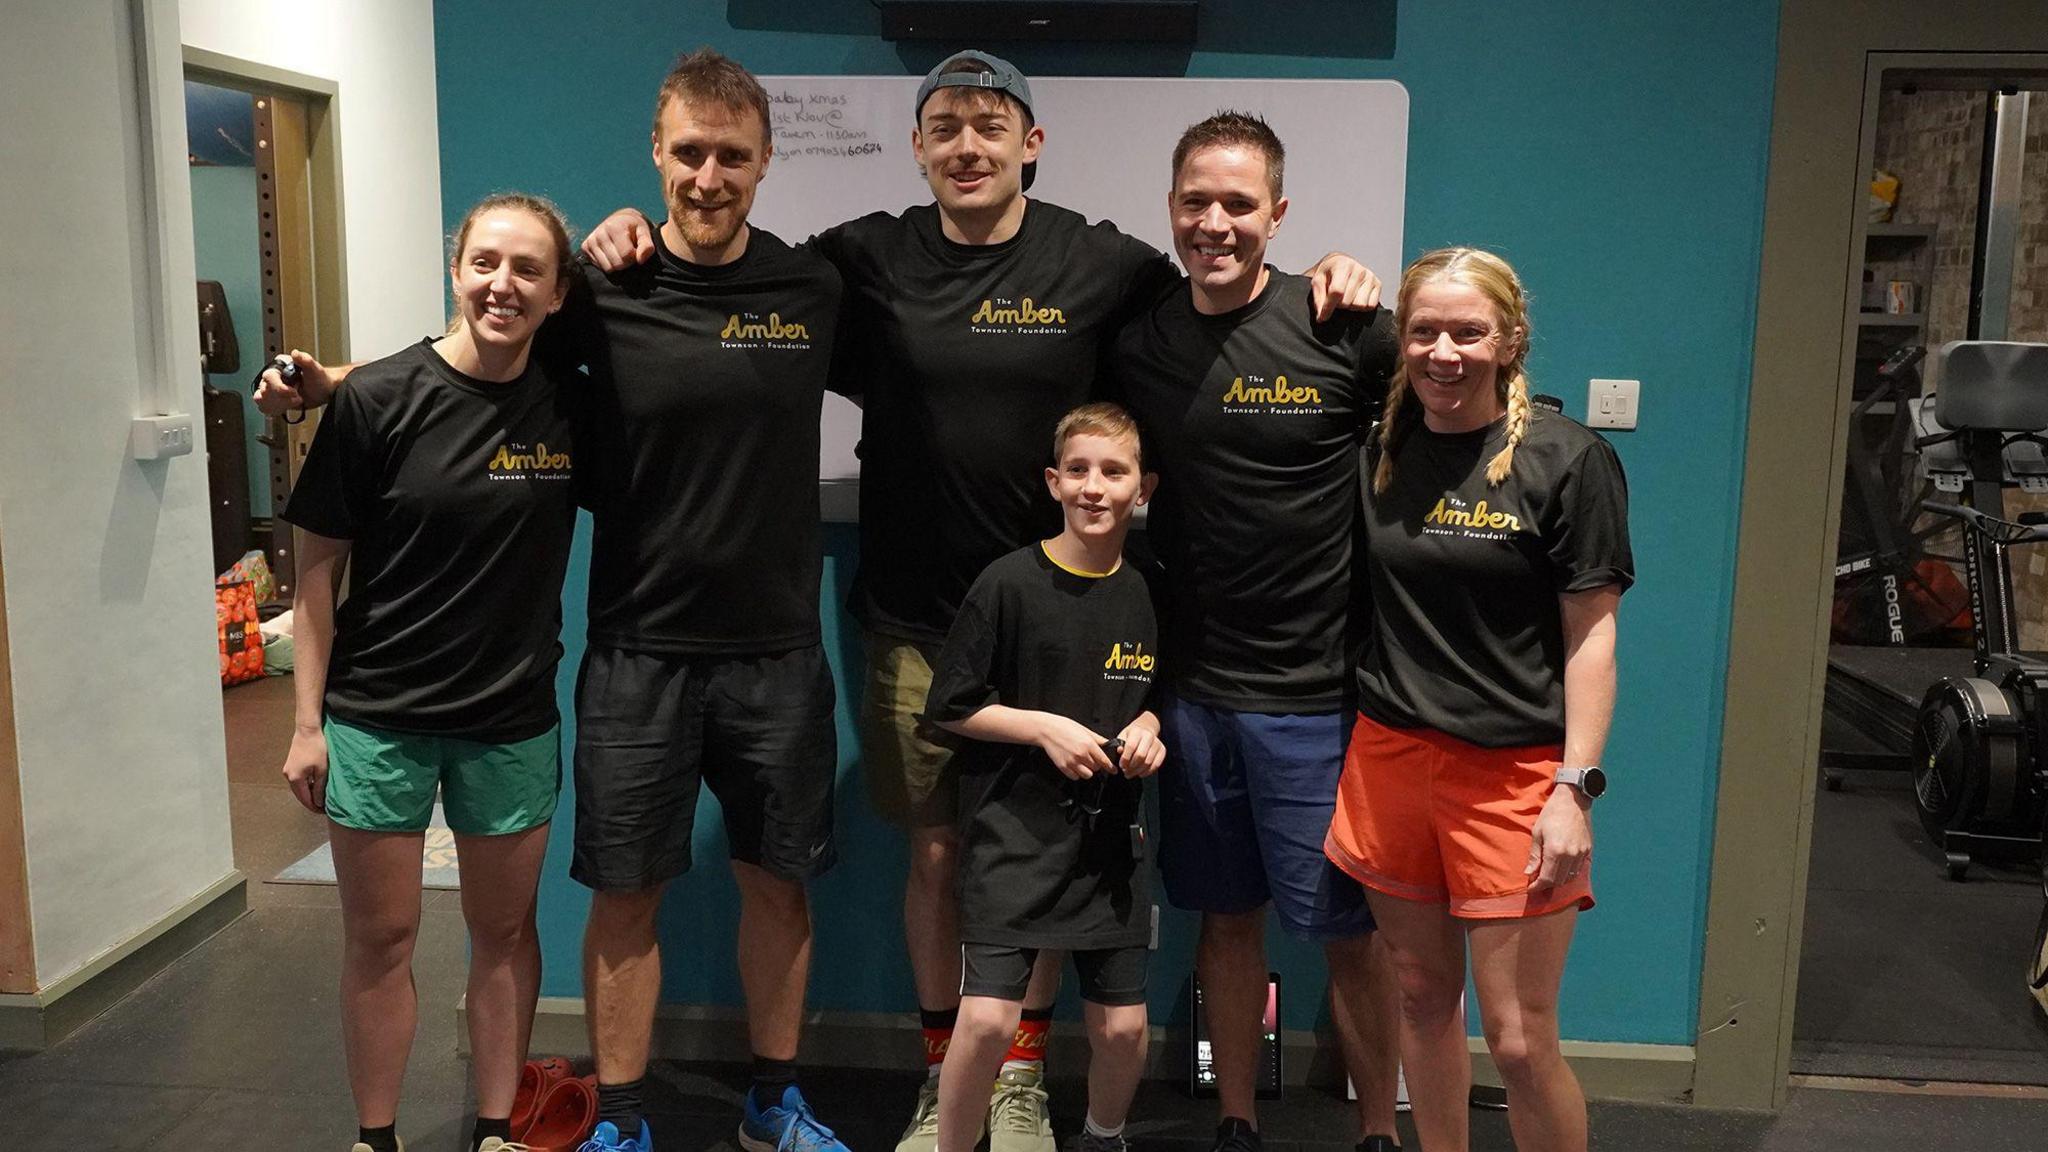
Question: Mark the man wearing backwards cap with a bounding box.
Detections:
[583,49,1383,1152]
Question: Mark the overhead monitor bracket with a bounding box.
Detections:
[872,0,1199,43]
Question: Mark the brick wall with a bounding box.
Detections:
[1867,89,2048,648]
[1871,89,1983,345]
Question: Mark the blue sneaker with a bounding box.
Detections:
[577,1120,652,1152]
[739,1085,852,1152]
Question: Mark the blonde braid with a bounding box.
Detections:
[1484,369,1531,486]
[1372,363,1416,494]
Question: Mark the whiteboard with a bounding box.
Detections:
[751,76,1410,490]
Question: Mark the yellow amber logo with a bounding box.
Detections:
[970,296,1068,333]
[1103,642,1156,673]
[488,441,571,473]
[720,312,811,343]
[1424,497,1522,534]
[1221,374,1322,411]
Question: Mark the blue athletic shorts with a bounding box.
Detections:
[1157,696,1375,940]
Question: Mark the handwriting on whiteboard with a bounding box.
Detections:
[768,90,884,160]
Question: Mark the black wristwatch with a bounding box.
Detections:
[1553,766,1607,800]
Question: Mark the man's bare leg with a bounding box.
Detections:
[1197,907,1269,1127]
[1325,931,1402,1140]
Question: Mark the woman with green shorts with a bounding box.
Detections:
[280,193,579,1152]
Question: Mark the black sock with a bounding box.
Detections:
[750,1054,798,1110]
[596,1078,645,1137]
[357,1125,400,1152]
[1021,1006,1054,1023]
[919,1006,960,1031]
[472,1115,512,1149]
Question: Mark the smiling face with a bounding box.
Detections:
[1171,143,1287,313]
[651,97,769,259]
[1045,430,1152,544]
[448,207,567,355]
[913,89,1041,219]
[1401,277,1521,433]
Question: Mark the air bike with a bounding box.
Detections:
[1907,342,2048,882]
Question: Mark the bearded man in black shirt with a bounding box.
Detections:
[582,55,1385,1152]
[1111,113,1403,1152]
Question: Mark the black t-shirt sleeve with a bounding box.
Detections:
[281,383,378,540]
[1546,439,1634,593]
[1110,234,1178,327]
[807,221,851,273]
[794,228,865,401]
[1352,308,1398,433]
[532,266,600,379]
[924,587,1001,724]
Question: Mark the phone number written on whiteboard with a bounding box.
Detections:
[769,90,885,159]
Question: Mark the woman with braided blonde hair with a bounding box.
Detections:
[1325,247,1632,1152]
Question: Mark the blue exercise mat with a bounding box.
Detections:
[272,804,462,891]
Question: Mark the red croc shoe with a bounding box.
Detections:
[520,1073,597,1152]
[511,1057,576,1138]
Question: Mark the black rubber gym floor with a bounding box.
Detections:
[2,880,2047,1151]
[1796,710,2048,1085]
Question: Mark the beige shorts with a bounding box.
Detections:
[859,632,962,828]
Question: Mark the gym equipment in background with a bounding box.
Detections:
[1831,345,1971,650]
[1189,972,1281,1099]
[1906,341,2048,881]
[1910,502,2048,879]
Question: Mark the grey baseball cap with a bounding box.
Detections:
[915,49,1037,190]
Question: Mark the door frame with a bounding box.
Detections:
[1699,0,2048,1110]
[181,47,350,599]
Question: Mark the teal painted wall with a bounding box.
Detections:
[433,0,1777,1047]
[190,163,271,516]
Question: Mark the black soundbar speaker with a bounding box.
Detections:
[874,0,1199,42]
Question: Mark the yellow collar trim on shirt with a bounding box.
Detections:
[1040,541,1120,579]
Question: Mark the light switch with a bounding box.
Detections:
[130,413,195,460]
[1587,379,1639,430]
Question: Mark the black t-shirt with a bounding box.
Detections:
[283,340,579,741]
[812,200,1176,645]
[539,228,845,655]
[1356,409,1633,747]
[1113,272,1397,712]
[924,545,1161,951]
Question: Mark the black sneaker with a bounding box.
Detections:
[1358,1138,1402,1152]
[1212,1118,1261,1152]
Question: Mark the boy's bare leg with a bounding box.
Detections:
[938,995,1023,1152]
[1081,1001,1149,1130]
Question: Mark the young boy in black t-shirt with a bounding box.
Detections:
[922,403,1164,1152]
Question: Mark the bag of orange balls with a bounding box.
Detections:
[215,578,265,685]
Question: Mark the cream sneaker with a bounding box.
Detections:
[987,1064,1056,1152]
[894,1073,942,1152]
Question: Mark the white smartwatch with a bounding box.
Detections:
[1554,765,1607,800]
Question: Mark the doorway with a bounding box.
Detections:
[182,52,348,896]
[1799,60,2048,1086]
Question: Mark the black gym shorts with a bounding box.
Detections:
[571,643,839,891]
[960,942,1149,1006]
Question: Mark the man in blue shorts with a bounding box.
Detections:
[1112,112,1403,1152]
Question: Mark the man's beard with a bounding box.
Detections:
[668,195,744,251]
